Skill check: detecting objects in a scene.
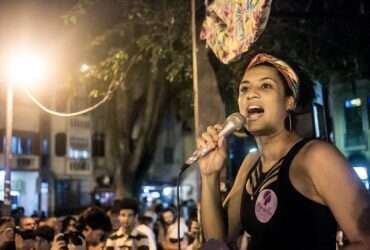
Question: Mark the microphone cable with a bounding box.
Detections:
[176,163,191,250]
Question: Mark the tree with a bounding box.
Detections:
[63,0,194,198]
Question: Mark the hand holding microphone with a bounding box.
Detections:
[186,113,245,174]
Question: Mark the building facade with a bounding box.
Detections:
[0,87,42,215]
[49,114,95,215]
[0,84,104,215]
[329,79,370,188]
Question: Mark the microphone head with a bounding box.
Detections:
[218,113,246,137]
[226,112,246,130]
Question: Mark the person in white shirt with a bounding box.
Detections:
[105,198,149,250]
[136,215,156,250]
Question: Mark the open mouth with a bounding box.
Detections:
[247,105,264,119]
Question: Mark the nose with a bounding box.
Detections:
[246,88,259,100]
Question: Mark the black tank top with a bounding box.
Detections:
[240,139,337,250]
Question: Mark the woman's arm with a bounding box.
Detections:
[197,125,228,240]
[304,141,370,249]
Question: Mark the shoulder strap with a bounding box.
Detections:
[280,138,313,176]
[286,138,312,163]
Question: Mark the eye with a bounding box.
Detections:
[239,85,249,94]
[261,82,273,89]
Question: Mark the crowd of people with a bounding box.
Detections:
[0,198,202,250]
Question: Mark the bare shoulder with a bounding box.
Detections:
[298,139,347,171]
[298,140,370,246]
[295,139,354,194]
[300,139,341,158]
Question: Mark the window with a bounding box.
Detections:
[69,160,90,171]
[41,139,49,155]
[344,98,365,147]
[92,133,105,157]
[0,136,3,153]
[313,104,327,139]
[367,97,370,129]
[11,136,32,155]
[70,119,90,129]
[55,133,67,156]
[69,137,89,160]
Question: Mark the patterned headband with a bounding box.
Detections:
[246,53,299,100]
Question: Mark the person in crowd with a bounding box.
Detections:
[185,217,201,250]
[0,216,16,250]
[106,209,120,232]
[143,210,157,230]
[158,207,188,250]
[105,198,149,250]
[34,225,55,250]
[11,207,25,226]
[39,217,60,236]
[198,53,370,249]
[52,206,112,250]
[137,214,157,250]
[16,217,38,250]
[60,216,78,234]
[19,217,37,231]
[14,229,36,250]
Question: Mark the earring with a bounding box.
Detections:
[288,111,293,131]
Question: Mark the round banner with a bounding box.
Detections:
[255,189,278,223]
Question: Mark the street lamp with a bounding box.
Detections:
[80,63,90,73]
[2,50,47,215]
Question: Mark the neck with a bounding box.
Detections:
[255,129,299,164]
[120,226,134,235]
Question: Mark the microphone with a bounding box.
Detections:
[185,113,245,165]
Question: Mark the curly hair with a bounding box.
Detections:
[77,206,112,232]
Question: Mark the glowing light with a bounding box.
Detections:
[151,192,160,199]
[249,147,258,153]
[354,166,368,180]
[7,49,48,86]
[143,186,155,193]
[80,64,90,73]
[163,187,172,196]
[345,98,362,108]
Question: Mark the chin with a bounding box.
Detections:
[248,127,275,136]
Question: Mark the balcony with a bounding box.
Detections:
[66,159,92,175]
[0,154,40,170]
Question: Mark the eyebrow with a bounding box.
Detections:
[240,77,277,85]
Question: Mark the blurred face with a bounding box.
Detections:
[0,223,15,249]
[238,65,294,136]
[108,212,120,231]
[20,218,36,231]
[66,219,77,233]
[118,209,136,234]
[83,226,104,246]
[162,211,175,226]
